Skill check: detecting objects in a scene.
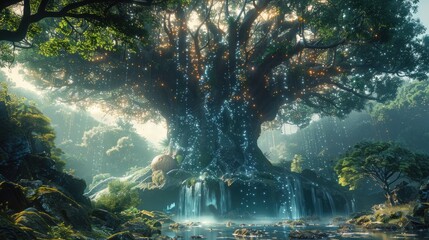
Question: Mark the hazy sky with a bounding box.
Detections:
[418,1,429,30]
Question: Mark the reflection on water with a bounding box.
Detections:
[162,221,429,240]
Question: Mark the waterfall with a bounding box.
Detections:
[179,181,203,219]
[311,186,323,217]
[219,181,231,215]
[324,191,337,216]
[178,180,231,220]
[278,178,353,219]
[278,176,305,219]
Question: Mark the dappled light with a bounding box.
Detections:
[1,0,429,239]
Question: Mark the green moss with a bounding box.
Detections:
[152,170,166,186]
[34,186,81,209]
[373,203,413,224]
[48,222,75,239]
[185,177,197,187]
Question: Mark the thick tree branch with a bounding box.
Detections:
[330,81,378,100]
[0,0,158,42]
[238,0,271,47]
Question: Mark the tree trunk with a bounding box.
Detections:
[165,99,272,176]
[384,185,396,206]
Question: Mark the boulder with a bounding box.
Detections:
[12,208,57,234]
[91,208,121,230]
[33,186,91,231]
[151,155,178,173]
[169,222,185,230]
[393,185,418,204]
[413,203,427,217]
[0,181,29,213]
[233,228,265,238]
[50,172,90,206]
[0,215,35,240]
[363,222,399,231]
[107,231,135,240]
[17,155,91,206]
[424,209,429,225]
[289,230,329,239]
[419,182,429,202]
[121,219,160,237]
[18,179,43,199]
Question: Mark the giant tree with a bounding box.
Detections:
[17,0,429,176]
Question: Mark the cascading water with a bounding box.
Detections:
[179,181,203,219]
[178,180,231,220]
[278,177,354,219]
[219,181,231,215]
[324,191,337,216]
[178,176,353,220]
[278,176,306,219]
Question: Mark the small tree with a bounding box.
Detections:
[335,141,429,206]
[291,154,303,173]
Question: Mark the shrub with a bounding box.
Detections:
[94,180,140,212]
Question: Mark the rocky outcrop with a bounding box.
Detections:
[0,214,35,240]
[91,208,121,230]
[0,181,29,213]
[106,231,136,240]
[413,181,429,225]
[33,186,91,231]
[12,208,57,235]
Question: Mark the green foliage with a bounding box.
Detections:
[372,81,429,122]
[0,83,64,169]
[290,154,303,173]
[48,223,75,239]
[94,180,140,213]
[335,141,429,203]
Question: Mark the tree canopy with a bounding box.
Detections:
[0,0,165,66]
[10,0,429,175]
[334,141,429,205]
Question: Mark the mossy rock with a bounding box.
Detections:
[152,170,166,187]
[107,231,136,240]
[233,228,265,237]
[12,208,57,234]
[0,181,29,213]
[90,208,121,230]
[0,215,35,240]
[140,210,174,224]
[363,222,399,231]
[355,215,372,225]
[120,218,160,237]
[33,186,91,231]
